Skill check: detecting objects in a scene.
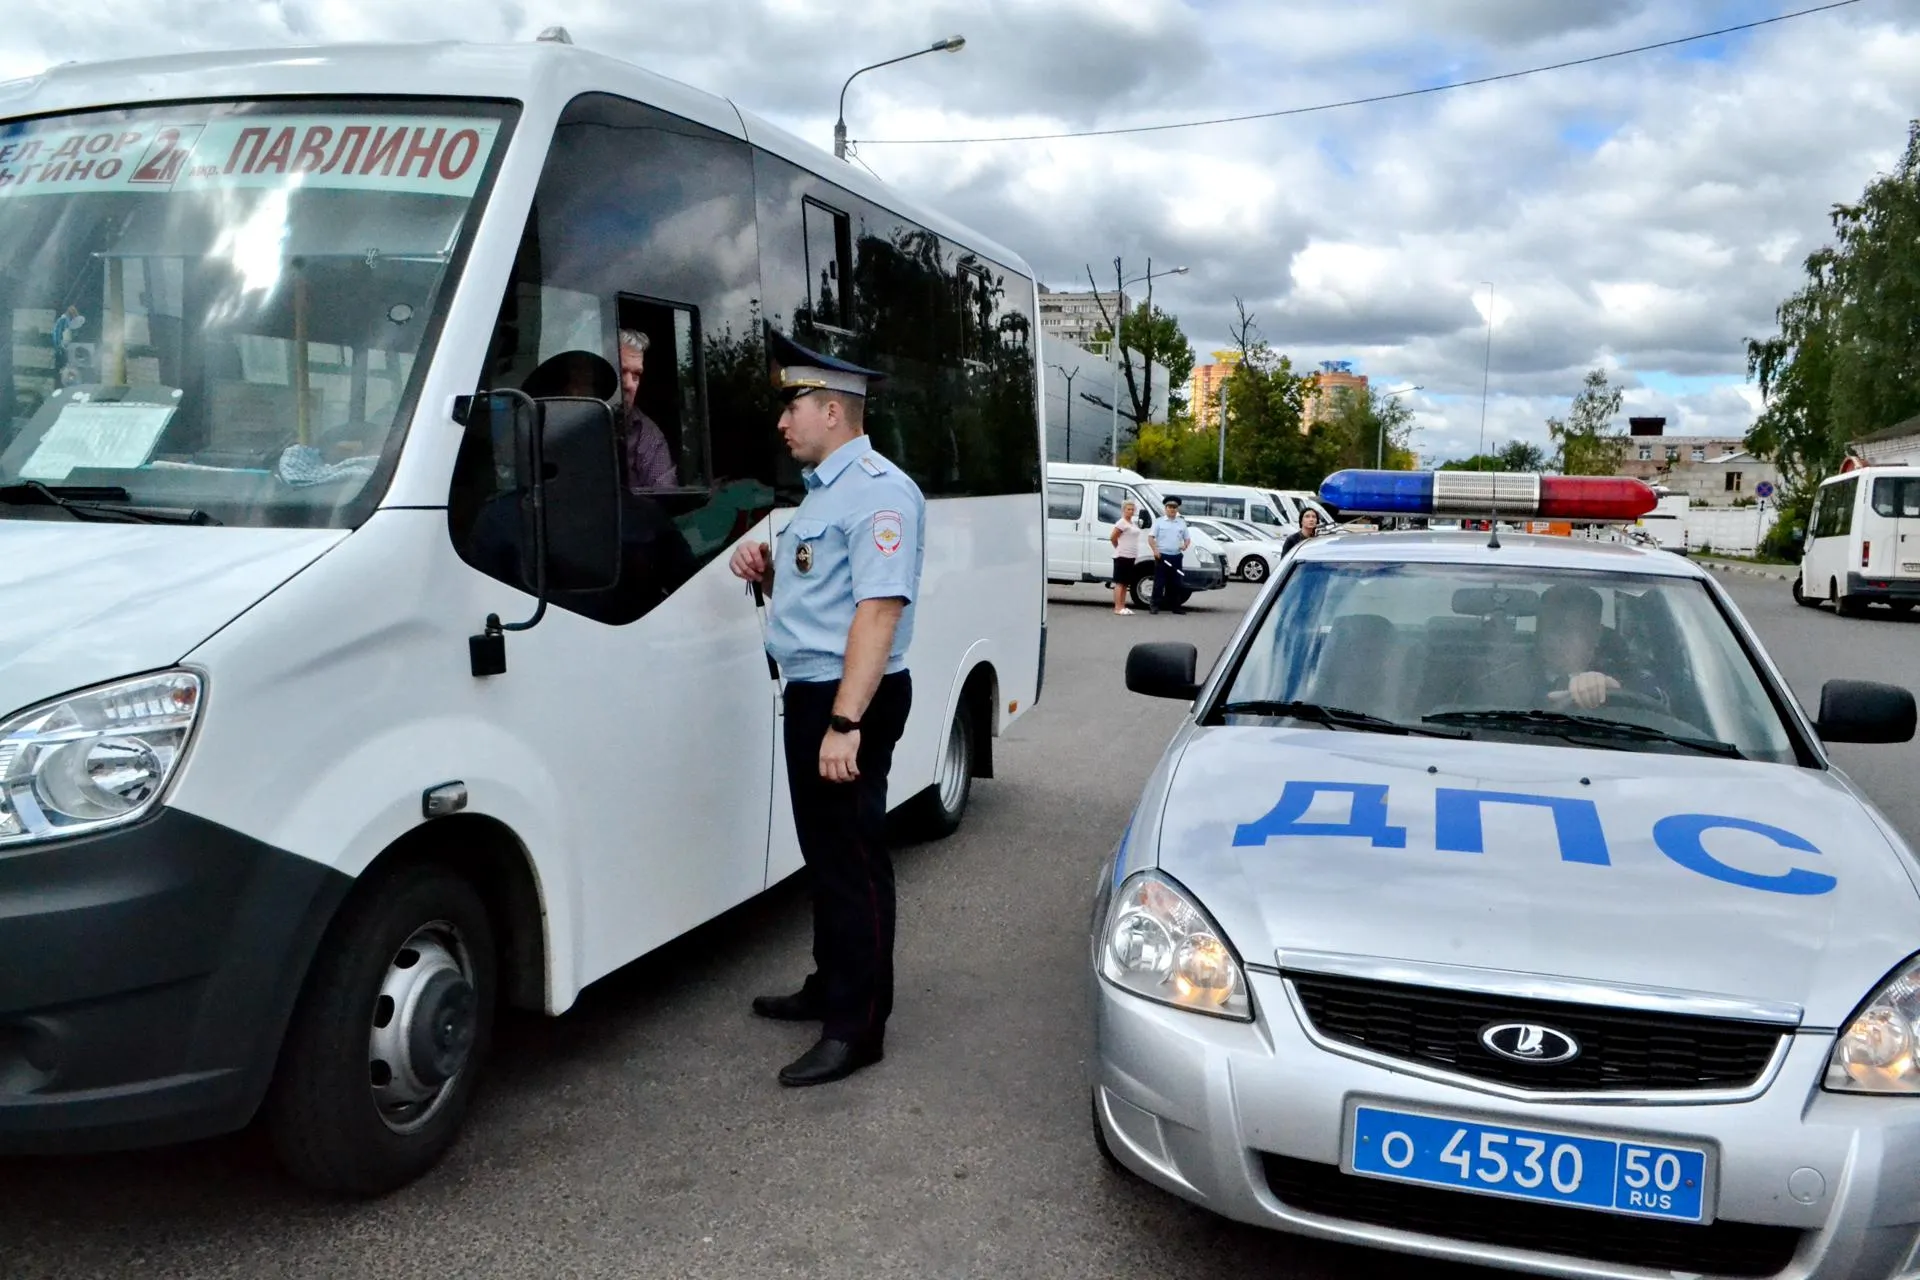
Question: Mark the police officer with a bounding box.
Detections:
[728,330,926,1087]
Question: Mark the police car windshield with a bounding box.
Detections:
[0,101,508,529]
[1220,560,1799,764]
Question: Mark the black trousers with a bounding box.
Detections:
[781,671,913,1044]
[1153,553,1186,610]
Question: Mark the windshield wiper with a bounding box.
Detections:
[1421,709,1744,758]
[0,482,221,526]
[1217,699,1469,739]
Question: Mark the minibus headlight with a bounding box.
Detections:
[0,672,202,849]
[1101,870,1251,1020]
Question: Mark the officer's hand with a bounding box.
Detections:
[820,728,860,783]
[729,540,771,584]
[1550,672,1620,710]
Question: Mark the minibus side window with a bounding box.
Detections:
[452,93,773,626]
[1046,481,1084,521]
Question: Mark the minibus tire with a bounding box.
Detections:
[1792,576,1817,607]
[1128,570,1155,611]
[266,863,496,1196]
[901,699,975,841]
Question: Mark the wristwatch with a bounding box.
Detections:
[828,714,862,734]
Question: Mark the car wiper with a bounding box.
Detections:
[1421,709,1744,758]
[0,482,221,526]
[1216,699,1469,739]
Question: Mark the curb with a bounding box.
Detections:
[1698,558,1797,583]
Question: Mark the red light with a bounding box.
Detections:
[1863,541,1872,568]
[1537,476,1658,521]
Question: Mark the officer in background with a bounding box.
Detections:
[728,330,926,1087]
[1149,496,1192,615]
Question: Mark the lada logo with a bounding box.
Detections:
[1479,1022,1581,1065]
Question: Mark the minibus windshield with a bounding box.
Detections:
[0,102,509,528]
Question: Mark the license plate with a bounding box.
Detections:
[1347,1104,1711,1223]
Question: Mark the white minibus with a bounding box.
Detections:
[1795,465,1920,615]
[0,36,1044,1193]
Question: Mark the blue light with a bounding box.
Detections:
[1320,469,1434,515]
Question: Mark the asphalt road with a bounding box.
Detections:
[0,571,1913,1280]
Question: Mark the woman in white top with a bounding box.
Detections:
[1109,499,1149,615]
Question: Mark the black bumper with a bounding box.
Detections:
[0,808,350,1153]
[1847,573,1920,603]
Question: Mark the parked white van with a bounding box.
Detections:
[1046,463,1227,608]
[1795,465,1920,615]
[1152,481,1294,534]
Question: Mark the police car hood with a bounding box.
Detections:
[0,521,343,716]
[1156,728,1920,1025]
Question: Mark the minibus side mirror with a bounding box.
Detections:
[1126,642,1199,701]
[1816,679,1917,744]
[530,396,622,593]
[460,390,622,677]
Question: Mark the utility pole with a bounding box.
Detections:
[1217,382,1229,481]
[1109,256,1123,463]
[1048,362,1079,460]
[1477,282,1494,466]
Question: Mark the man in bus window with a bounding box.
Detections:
[729,328,925,1088]
[617,328,679,490]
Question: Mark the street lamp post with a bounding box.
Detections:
[1377,384,1423,469]
[1101,260,1188,462]
[835,36,965,160]
[1047,362,1079,460]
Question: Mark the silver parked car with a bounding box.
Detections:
[1094,528,1920,1277]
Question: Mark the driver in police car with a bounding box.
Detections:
[1529,582,1635,710]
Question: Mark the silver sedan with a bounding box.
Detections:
[1092,531,1920,1277]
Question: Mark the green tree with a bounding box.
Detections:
[1117,303,1196,416]
[1747,118,1920,513]
[1440,440,1549,472]
[1212,299,1321,488]
[1124,410,1219,479]
[1547,368,1626,475]
[1314,384,1419,470]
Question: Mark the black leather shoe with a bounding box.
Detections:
[751,991,822,1021]
[778,1037,883,1087]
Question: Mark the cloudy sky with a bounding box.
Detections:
[5,0,1916,461]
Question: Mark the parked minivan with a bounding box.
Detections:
[1796,465,1920,615]
[1046,463,1227,608]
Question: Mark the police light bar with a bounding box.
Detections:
[1319,470,1657,522]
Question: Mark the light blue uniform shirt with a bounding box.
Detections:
[1152,515,1190,555]
[766,436,927,683]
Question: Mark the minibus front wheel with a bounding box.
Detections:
[266,861,497,1195]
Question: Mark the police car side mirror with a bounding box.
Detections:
[1127,642,1199,701]
[1816,679,1917,744]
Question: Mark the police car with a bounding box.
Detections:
[1091,469,1920,1278]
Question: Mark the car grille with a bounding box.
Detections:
[1287,971,1785,1092]
[1261,1155,1804,1278]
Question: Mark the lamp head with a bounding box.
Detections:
[933,35,966,52]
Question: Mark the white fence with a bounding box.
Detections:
[1685,505,1779,556]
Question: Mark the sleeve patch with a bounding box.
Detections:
[872,510,904,556]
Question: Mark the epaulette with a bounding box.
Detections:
[858,454,889,477]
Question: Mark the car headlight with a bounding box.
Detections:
[0,671,202,849]
[1100,870,1251,1020]
[1196,550,1218,567]
[1826,955,1920,1094]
